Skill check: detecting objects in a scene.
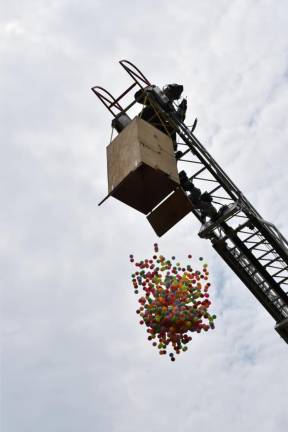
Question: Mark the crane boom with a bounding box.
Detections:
[92,60,288,344]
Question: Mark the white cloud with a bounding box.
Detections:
[1,1,288,431]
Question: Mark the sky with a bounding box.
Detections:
[1,0,288,431]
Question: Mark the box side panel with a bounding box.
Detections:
[111,164,178,215]
[136,118,179,184]
[147,188,193,236]
[141,147,179,184]
[136,117,175,155]
[106,118,141,193]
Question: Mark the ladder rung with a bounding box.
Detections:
[269,265,286,271]
[181,159,203,164]
[243,231,259,242]
[180,148,191,158]
[249,239,266,250]
[210,195,233,201]
[271,266,288,275]
[258,250,272,259]
[209,185,222,195]
[279,277,288,284]
[264,257,280,268]
[193,177,219,183]
[190,166,206,179]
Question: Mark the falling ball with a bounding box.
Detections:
[129,246,216,361]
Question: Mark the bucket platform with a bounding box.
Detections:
[105,117,180,214]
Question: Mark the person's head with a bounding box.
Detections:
[163,84,184,101]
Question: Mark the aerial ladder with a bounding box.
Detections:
[92,60,288,345]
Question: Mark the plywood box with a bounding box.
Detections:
[147,188,193,237]
[106,117,179,214]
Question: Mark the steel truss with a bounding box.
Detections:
[92,60,288,344]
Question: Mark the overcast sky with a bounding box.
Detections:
[1,1,288,431]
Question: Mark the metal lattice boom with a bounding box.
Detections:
[92,60,288,344]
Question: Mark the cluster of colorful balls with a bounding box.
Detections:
[129,244,216,361]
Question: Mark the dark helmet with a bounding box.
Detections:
[163,84,184,101]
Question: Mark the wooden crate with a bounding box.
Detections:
[106,117,179,214]
[147,188,193,236]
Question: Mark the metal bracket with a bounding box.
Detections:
[198,202,242,239]
[98,193,110,206]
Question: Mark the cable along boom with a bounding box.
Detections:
[92,60,288,344]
